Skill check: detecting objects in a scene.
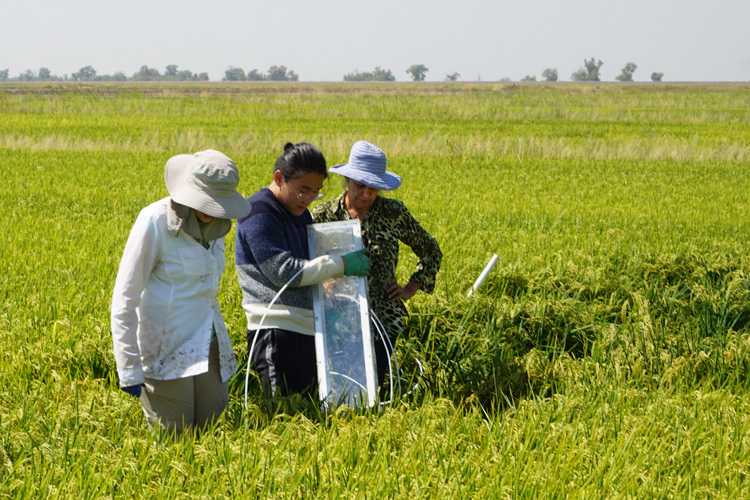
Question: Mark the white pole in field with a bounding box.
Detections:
[467,254,499,297]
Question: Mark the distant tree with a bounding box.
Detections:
[267,65,298,81]
[571,57,603,81]
[615,62,637,82]
[344,66,395,81]
[72,65,97,81]
[197,73,209,81]
[267,65,285,81]
[651,72,664,82]
[37,67,52,81]
[176,70,194,81]
[372,66,395,81]
[406,64,429,81]
[0,69,8,82]
[165,65,179,78]
[132,65,161,81]
[223,66,247,81]
[155,65,206,81]
[521,75,536,82]
[246,69,266,81]
[111,72,128,81]
[343,70,368,81]
[19,69,35,82]
[445,72,460,82]
[542,68,558,82]
[570,68,587,81]
[498,77,512,82]
[586,58,604,80]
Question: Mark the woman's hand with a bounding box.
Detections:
[387,278,420,301]
[322,279,338,300]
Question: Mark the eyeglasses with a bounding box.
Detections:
[285,177,325,202]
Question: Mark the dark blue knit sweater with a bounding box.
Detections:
[235,188,319,335]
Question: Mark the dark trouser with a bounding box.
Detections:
[248,328,317,399]
[374,337,397,390]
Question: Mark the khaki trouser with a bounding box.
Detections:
[139,338,228,435]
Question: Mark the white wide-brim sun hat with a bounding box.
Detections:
[165,149,251,219]
[329,141,402,191]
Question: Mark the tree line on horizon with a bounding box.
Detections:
[0,58,665,83]
[0,65,209,83]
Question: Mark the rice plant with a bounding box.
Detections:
[2,81,750,498]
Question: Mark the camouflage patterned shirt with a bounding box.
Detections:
[312,194,442,339]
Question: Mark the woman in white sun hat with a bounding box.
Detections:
[111,149,251,436]
[312,141,442,390]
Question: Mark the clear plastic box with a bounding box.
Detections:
[308,220,377,408]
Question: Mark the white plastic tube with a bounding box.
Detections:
[467,254,499,297]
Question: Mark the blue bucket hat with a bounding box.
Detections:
[329,141,402,191]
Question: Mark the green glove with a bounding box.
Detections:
[342,249,370,276]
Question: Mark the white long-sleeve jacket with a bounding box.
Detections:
[111,197,238,387]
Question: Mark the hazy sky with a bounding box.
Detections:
[3,0,749,82]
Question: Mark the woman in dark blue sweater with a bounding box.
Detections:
[235,143,369,398]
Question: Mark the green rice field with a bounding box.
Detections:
[1,81,750,498]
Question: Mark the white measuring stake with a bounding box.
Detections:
[467,254,499,297]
